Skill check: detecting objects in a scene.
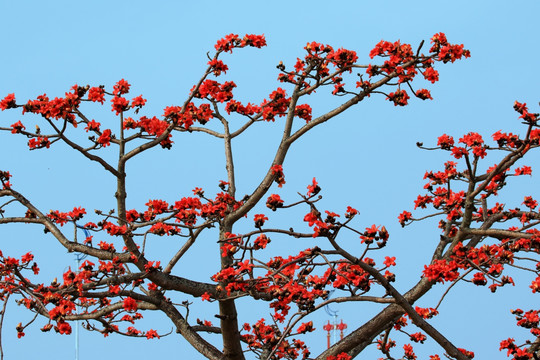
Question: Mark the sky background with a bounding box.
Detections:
[1,1,540,359]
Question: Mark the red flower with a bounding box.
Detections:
[215,34,240,52]
[253,214,268,227]
[416,89,433,100]
[147,282,158,291]
[451,147,468,159]
[328,47,358,69]
[253,234,270,249]
[457,348,474,359]
[85,119,101,132]
[387,89,410,106]
[126,209,139,222]
[326,353,352,360]
[515,166,532,176]
[241,34,266,48]
[149,222,178,236]
[102,222,127,236]
[111,96,129,114]
[144,261,161,272]
[403,344,416,359]
[123,297,138,312]
[28,136,51,149]
[266,194,284,211]
[437,134,454,149]
[459,132,483,147]
[271,164,286,187]
[296,321,315,334]
[98,241,116,251]
[0,93,16,110]
[10,120,25,134]
[145,329,159,339]
[471,272,487,286]
[56,321,72,335]
[97,129,112,147]
[68,207,86,221]
[410,332,427,343]
[414,195,432,209]
[208,59,228,76]
[88,87,105,104]
[345,206,358,219]
[295,104,312,123]
[384,256,396,267]
[423,67,439,83]
[113,79,131,96]
[307,178,320,196]
[131,95,146,108]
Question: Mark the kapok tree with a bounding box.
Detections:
[1,32,537,360]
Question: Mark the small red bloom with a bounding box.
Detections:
[131,95,146,108]
[416,89,433,100]
[98,129,112,147]
[307,178,320,196]
[296,321,315,334]
[113,79,131,96]
[88,87,105,104]
[384,256,396,267]
[253,214,268,227]
[266,194,284,211]
[387,89,410,106]
[295,104,312,123]
[145,329,160,339]
[271,164,285,187]
[85,119,101,132]
[10,120,25,134]
[423,67,439,83]
[57,321,72,335]
[345,206,358,219]
[437,134,454,149]
[208,59,229,76]
[111,96,129,115]
[123,297,138,312]
[515,166,532,176]
[28,136,51,149]
[0,93,16,110]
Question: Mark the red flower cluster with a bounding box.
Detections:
[266,194,284,211]
[271,164,286,187]
[208,59,228,76]
[430,32,470,63]
[387,89,410,106]
[253,214,268,228]
[111,96,129,115]
[225,100,261,116]
[46,207,86,226]
[123,297,138,312]
[97,129,112,147]
[261,88,290,121]
[195,80,236,103]
[28,136,51,149]
[0,93,16,110]
[88,86,105,104]
[10,120,25,134]
[514,100,538,124]
[113,79,131,96]
[84,119,101,132]
[214,33,266,53]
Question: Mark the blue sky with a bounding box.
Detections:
[1,1,540,359]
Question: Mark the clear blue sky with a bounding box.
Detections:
[1,1,540,359]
